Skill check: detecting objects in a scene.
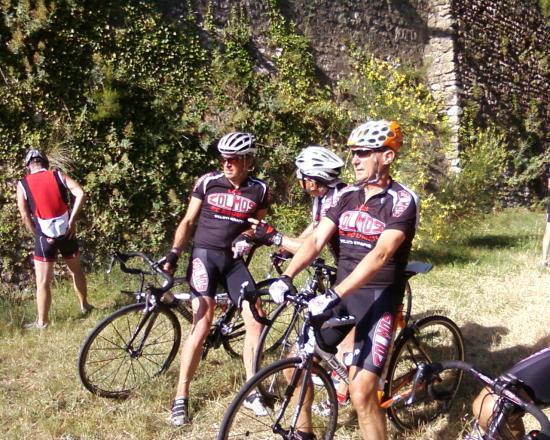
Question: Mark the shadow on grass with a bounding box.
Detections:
[463,234,532,250]
[411,232,533,268]
[431,326,550,440]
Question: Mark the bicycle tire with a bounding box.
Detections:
[403,280,412,325]
[217,357,338,440]
[222,279,278,358]
[78,303,181,398]
[253,301,304,373]
[385,315,465,431]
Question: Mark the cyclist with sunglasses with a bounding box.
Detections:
[268,120,419,440]
[162,132,271,426]
[250,145,348,258]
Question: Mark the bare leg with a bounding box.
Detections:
[175,296,215,398]
[349,367,386,440]
[240,299,264,380]
[65,255,89,310]
[34,260,54,326]
[335,328,355,399]
[472,387,525,438]
[542,221,550,265]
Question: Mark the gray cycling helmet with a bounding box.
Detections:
[295,145,344,184]
[217,132,257,156]
[25,149,49,167]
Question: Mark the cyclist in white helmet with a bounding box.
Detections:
[163,131,270,426]
[250,145,348,257]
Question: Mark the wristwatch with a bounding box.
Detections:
[272,233,283,247]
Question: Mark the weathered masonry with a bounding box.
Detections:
[177,0,549,160]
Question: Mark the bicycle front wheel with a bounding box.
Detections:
[218,357,338,440]
[253,301,304,373]
[78,303,181,398]
[385,315,465,431]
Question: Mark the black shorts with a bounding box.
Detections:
[34,234,79,262]
[186,247,256,305]
[316,284,404,376]
[507,347,550,406]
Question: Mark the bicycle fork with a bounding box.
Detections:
[272,358,314,437]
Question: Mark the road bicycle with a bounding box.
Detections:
[77,251,277,398]
[253,255,428,375]
[217,272,465,439]
[408,360,550,440]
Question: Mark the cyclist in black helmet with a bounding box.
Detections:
[16,149,92,329]
[163,132,271,426]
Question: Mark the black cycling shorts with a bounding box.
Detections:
[316,284,404,376]
[186,247,255,305]
[34,234,79,262]
[507,347,550,406]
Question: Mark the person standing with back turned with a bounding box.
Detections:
[17,149,92,329]
[268,120,419,440]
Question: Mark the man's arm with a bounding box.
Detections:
[63,173,86,238]
[16,183,35,235]
[283,217,336,278]
[333,229,406,299]
[170,196,203,253]
[279,222,315,254]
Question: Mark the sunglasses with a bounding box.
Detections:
[219,156,243,165]
[351,149,376,158]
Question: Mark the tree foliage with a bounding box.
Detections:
[0,0,545,285]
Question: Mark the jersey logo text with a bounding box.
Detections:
[207,193,257,214]
[372,312,393,368]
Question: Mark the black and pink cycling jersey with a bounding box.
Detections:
[311,181,348,258]
[325,179,419,288]
[191,172,270,251]
[507,347,550,406]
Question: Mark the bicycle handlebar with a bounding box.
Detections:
[108,251,174,292]
[408,360,550,439]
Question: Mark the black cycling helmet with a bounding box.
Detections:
[25,149,49,167]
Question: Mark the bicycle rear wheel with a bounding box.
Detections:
[222,279,278,358]
[218,357,338,440]
[78,303,181,398]
[253,301,304,373]
[385,315,465,431]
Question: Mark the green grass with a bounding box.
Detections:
[1,207,549,439]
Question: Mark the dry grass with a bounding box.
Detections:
[1,207,549,439]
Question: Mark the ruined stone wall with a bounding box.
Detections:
[452,0,549,141]
[161,0,549,157]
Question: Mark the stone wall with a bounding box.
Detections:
[162,0,549,157]
[453,0,549,139]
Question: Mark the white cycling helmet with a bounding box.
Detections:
[347,120,403,152]
[295,145,344,184]
[217,132,257,156]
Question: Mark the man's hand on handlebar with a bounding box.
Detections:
[161,248,181,274]
[307,288,341,327]
[268,275,296,303]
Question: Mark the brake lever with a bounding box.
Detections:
[406,362,429,406]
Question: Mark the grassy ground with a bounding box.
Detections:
[1,207,549,439]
